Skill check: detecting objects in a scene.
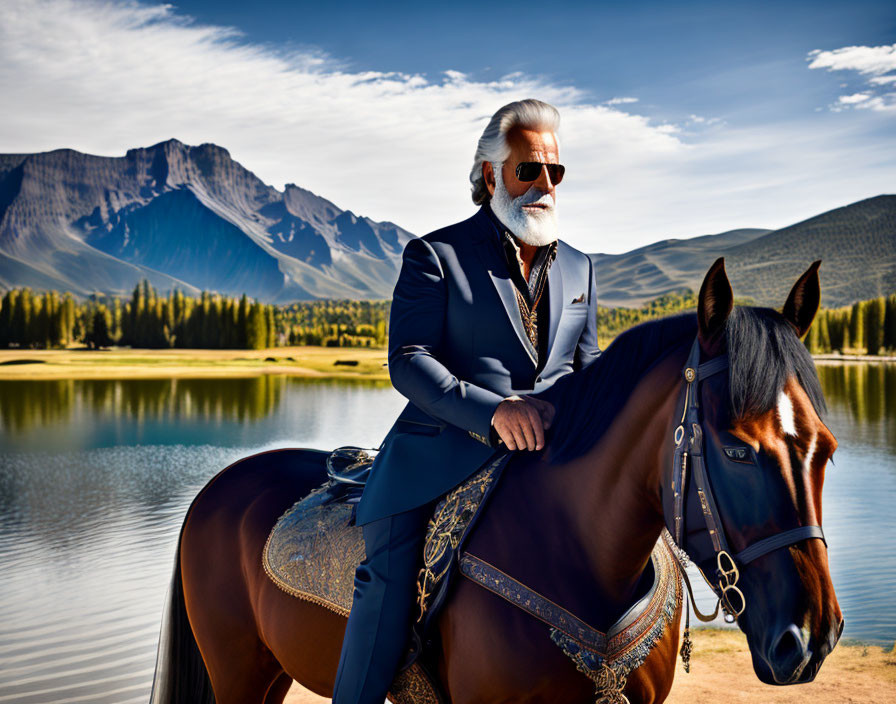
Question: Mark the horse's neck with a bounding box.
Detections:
[557,349,686,611]
[467,344,688,629]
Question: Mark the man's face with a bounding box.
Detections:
[484,126,561,247]
[484,126,561,203]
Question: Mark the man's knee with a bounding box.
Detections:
[356,504,433,586]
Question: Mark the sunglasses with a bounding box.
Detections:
[514,161,565,185]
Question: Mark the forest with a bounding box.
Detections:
[0,280,894,355]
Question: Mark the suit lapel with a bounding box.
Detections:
[545,248,565,360]
[472,208,538,366]
[474,235,538,366]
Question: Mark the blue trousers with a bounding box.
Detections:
[332,500,436,704]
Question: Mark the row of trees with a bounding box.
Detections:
[803,294,896,355]
[280,299,389,347]
[594,289,755,342]
[1,281,893,354]
[0,281,391,350]
[0,289,79,348]
[595,290,896,357]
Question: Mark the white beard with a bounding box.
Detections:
[489,164,559,246]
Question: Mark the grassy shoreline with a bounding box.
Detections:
[0,346,391,380]
[1,346,893,381]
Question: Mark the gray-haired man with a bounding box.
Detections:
[332,98,601,703]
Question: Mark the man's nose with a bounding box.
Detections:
[533,164,556,192]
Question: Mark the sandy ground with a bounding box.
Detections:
[0,346,391,381]
[282,628,896,703]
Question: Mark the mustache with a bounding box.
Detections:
[514,187,554,208]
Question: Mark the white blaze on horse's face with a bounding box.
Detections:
[777,385,826,485]
[733,378,836,524]
[776,391,797,437]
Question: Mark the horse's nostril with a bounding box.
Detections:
[838,618,845,638]
[771,624,808,665]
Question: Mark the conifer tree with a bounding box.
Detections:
[247,301,267,349]
[0,290,13,347]
[865,297,885,355]
[849,302,865,352]
[237,293,249,348]
[265,305,276,348]
[884,294,896,351]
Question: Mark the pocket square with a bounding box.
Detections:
[570,293,585,304]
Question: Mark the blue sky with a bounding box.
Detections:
[1,0,893,252]
[169,0,892,120]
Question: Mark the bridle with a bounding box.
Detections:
[665,337,827,623]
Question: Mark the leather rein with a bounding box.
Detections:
[667,337,826,623]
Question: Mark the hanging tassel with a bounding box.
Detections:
[679,597,692,673]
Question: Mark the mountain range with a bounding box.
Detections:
[0,139,413,302]
[0,139,892,308]
[591,195,895,308]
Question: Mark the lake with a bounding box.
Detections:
[0,363,893,703]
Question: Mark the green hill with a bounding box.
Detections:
[592,195,896,309]
[724,195,895,308]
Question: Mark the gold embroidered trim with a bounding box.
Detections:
[262,483,365,617]
[261,523,351,617]
[415,457,503,622]
[387,662,441,704]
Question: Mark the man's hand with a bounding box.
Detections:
[490,394,556,451]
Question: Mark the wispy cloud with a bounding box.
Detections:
[808,44,896,76]
[808,44,896,112]
[0,0,892,254]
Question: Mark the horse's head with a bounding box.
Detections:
[669,257,842,685]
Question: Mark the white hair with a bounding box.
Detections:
[469,98,561,205]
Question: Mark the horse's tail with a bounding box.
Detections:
[149,540,216,704]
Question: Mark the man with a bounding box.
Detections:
[332,98,601,703]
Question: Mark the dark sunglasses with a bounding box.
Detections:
[515,161,565,184]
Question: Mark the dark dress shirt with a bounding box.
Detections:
[482,199,558,373]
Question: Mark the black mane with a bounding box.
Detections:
[545,312,697,465]
[546,306,827,465]
[725,306,826,421]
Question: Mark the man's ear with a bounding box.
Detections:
[782,260,821,338]
[483,161,496,197]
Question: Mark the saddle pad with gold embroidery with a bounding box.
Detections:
[262,481,363,615]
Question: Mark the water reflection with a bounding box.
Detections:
[816,362,896,456]
[0,376,392,434]
[0,375,406,703]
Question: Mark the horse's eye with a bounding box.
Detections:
[723,446,752,463]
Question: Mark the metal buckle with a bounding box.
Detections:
[717,550,745,622]
[674,425,685,446]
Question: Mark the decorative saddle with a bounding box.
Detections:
[262,447,682,704]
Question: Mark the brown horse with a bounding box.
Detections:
[150,258,842,703]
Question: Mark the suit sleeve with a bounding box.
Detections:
[573,256,602,372]
[387,237,506,439]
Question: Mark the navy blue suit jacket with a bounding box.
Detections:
[354,204,601,525]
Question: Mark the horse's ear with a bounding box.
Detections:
[782,260,821,338]
[697,257,733,353]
